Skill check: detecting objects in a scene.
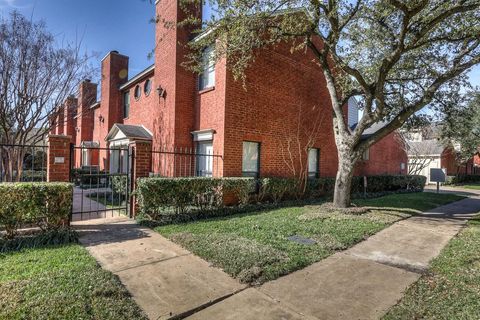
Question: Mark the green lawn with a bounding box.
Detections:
[156,192,464,284]
[0,244,147,320]
[384,215,480,319]
[459,183,480,190]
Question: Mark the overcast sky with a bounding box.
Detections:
[0,0,479,88]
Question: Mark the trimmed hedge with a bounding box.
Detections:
[307,175,426,197]
[0,182,73,239]
[446,174,480,185]
[136,177,255,220]
[136,175,426,223]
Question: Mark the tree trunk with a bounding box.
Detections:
[333,158,356,208]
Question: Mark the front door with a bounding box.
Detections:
[197,142,213,177]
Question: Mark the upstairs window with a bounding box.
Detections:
[123,91,130,118]
[134,85,141,100]
[199,45,215,90]
[144,79,152,96]
[242,141,260,177]
[308,148,319,178]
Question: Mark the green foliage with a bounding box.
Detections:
[447,174,480,185]
[307,175,426,197]
[440,92,480,165]
[20,170,46,182]
[0,182,73,239]
[71,167,105,186]
[157,192,460,284]
[384,214,480,319]
[259,177,299,203]
[0,244,147,319]
[0,228,78,253]
[136,177,255,220]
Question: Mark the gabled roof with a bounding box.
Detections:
[407,139,444,156]
[105,124,153,142]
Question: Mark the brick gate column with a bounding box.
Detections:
[129,140,152,217]
[47,135,72,182]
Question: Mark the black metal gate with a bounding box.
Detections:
[70,144,132,221]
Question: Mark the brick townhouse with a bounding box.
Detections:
[50,0,407,179]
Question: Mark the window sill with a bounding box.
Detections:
[198,86,215,94]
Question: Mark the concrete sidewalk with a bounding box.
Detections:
[74,218,245,319]
[188,194,480,320]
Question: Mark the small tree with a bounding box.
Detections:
[0,11,92,181]
[441,91,480,175]
[278,105,326,196]
[173,0,480,207]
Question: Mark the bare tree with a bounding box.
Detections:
[0,11,92,181]
[278,105,325,196]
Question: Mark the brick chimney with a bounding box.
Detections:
[154,0,201,150]
[76,80,98,145]
[99,51,129,149]
[63,95,78,144]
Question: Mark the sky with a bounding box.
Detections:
[0,0,479,87]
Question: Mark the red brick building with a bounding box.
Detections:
[50,0,407,178]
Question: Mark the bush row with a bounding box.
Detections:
[136,177,255,220]
[0,183,73,239]
[445,174,480,185]
[307,174,426,197]
[137,175,426,221]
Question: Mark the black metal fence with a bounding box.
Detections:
[70,145,131,221]
[150,146,223,177]
[0,144,48,183]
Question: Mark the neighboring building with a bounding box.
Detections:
[405,126,480,183]
[50,0,407,178]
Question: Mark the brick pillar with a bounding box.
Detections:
[47,135,72,182]
[129,140,152,217]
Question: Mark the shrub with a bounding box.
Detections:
[259,178,298,203]
[111,175,129,199]
[0,182,73,239]
[136,177,255,220]
[448,174,480,185]
[0,228,78,253]
[306,175,426,197]
[21,170,47,182]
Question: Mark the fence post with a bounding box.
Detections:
[47,135,72,182]
[129,140,152,217]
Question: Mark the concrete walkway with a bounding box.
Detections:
[74,217,245,320]
[188,192,480,320]
[74,190,480,320]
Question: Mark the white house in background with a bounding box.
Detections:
[407,139,444,184]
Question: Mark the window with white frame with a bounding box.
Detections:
[123,91,130,118]
[362,148,370,161]
[308,148,319,178]
[82,149,90,167]
[199,45,215,90]
[242,141,260,177]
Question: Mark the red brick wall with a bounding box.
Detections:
[47,135,71,182]
[96,51,129,169]
[75,80,98,167]
[355,132,407,176]
[154,0,199,153]
[221,43,338,177]
[123,72,156,133]
[130,140,152,216]
[63,97,77,145]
